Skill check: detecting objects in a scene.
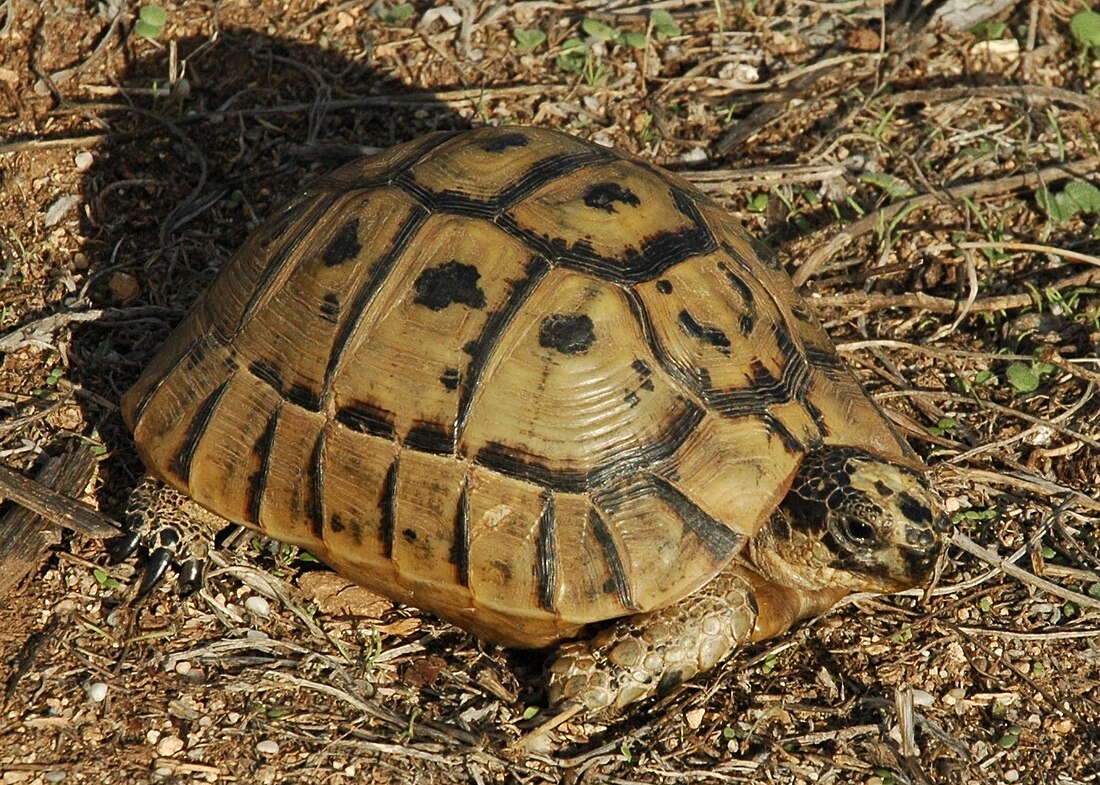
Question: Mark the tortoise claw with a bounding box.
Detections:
[176,559,204,596]
[136,546,175,600]
[107,530,142,563]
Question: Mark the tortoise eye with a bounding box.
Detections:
[840,516,876,544]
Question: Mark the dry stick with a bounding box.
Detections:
[793,158,1100,286]
[0,463,121,539]
[881,84,1100,114]
[951,531,1100,611]
[808,268,1100,314]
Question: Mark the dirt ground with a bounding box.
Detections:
[1,0,1098,783]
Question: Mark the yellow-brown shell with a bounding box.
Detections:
[122,127,916,648]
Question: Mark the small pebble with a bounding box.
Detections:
[86,682,108,703]
[256,739,280,755]
[681,148,707,164]
[1004,770,1020,783]
[684,707,705,729]
[74,151,94,171]
[244,596,271,618]
[44,771,66,783]
[175,661,192,675]
[157,735,185,757]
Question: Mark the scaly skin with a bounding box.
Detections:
[547,565,759,710]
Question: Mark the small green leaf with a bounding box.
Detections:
[997,727,1021,748]
[139,4,167,26]
[970,20,1006,40]
[1064,180,1100,214]
[760,653,778,674]
[379,3,415,25]
[93,568,121,590]
[1088,582,1100,599]
[1064,601,1079,618]
[721,726,737,739]
[1031,661,1045,677]
[513,28,547,51]
[972,369,995,386]
[1070,10,1100,48]
[1005,362,1040,393]
[556,38,587,73]
[621,30,647,49]
[930,416,956,437]
[746,193,770,213]
[1041,545,1056,560]
[890,625,914,643]
[1037,187,1080,223]
[522,705,540,720]
[651,9,681,39]
[90,444,108,456]
[979,596,992,613]
[134,19,163,40]
[858,171,917,201]
[582,18,619,42]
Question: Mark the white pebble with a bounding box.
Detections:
[244,596,271,618]
[1004,770,1019,782]
[174,661,192,675]
[157,735,185,757]
[74,151,94,171]
[86,682,108,703]
[44,771,65,783]
[681,148,708,164]
[256,739,280,755]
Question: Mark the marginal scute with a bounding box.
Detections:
[122,126,918,649]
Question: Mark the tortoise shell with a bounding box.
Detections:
[122,127,916,648]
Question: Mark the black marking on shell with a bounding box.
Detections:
[321,205,430,401]
[235,191,339,336]
[402,527,417,542]
[322,218,362,267]
[718,261,756,334]
[247,358,320,412]
[454,256,552,440]
[765,412,803,453]
[480,131,529,152]
[535,494,559,612]
[805,397,830,437]
[335,402,395,439]
[538,314,596,355]
[450,479,470,586]
[405,422,454,455]
[805,345,847,377]
[246,403,282,526]
[632,359,652,377]
[589,507,636,611]
[583,182,641,212]
[413,260,487,311]
[170,379,232,484]
[320,293,340,323]
[248,360,283,391]
[473,398,704,493]
[287,384,322,412]
[439,367,461,391]
[649,475,744,562]
[330,514,345,533]
[308,429,327,538]
[655,279,673,294]
[380,458,398,559]
[499,186,718,285]
[677,310,731,354]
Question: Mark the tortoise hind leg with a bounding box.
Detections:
[109,476,222,597]
[546,565,760,711]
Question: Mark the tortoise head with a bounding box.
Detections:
[754,447,950,593]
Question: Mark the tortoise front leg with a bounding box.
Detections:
[546,565,761,711]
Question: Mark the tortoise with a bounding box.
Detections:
[118,126,949,712]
